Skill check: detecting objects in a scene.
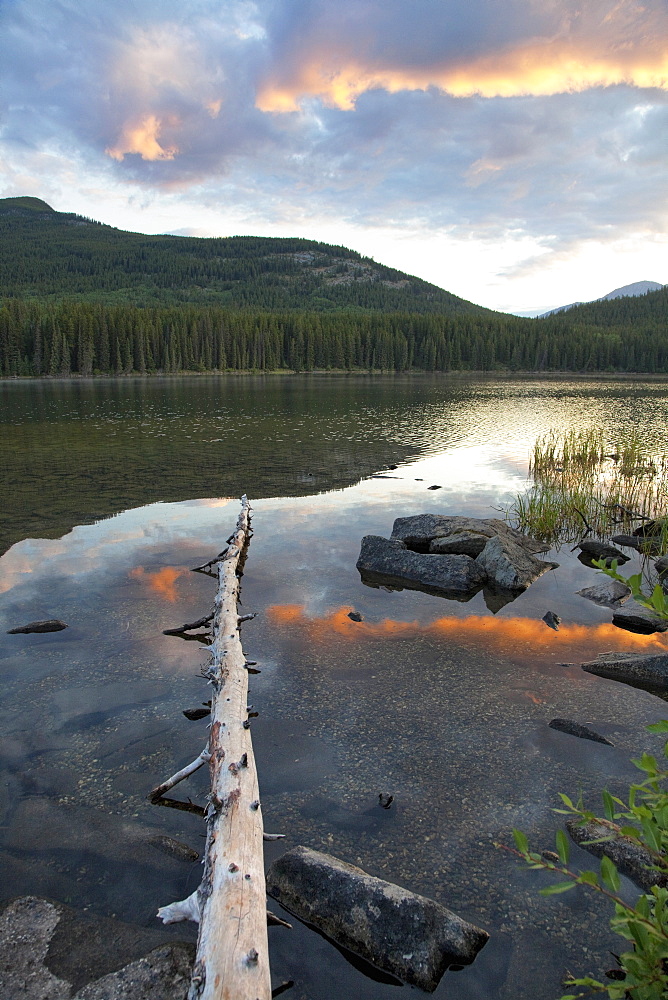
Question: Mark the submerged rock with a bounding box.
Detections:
[548,718,613,745]
[581,650,668,695]
[7,619,68,634]
[566,818,668,893]
[147,835,199,862]
[266,845,489,992]
[577,540,629,566]
[576,580,631,607]
[0,896,193,999]
[612,599,668,635]
[356,535,485,596]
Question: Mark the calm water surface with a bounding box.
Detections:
[2,375,668,1000]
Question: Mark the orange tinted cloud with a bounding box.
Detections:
[106,115,178,162]
[266,604,668,663]
[129,565,189,602]
[257,40,668,111]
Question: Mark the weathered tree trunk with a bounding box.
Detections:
[158,496,270,1000]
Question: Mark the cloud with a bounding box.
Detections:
[1,0,667,279]
[256,0,668,109]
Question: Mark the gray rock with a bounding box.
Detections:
[390,515,548,555]
[656,556,668,577]
[74,945,192,999]
[7,619,68,634]
[542,611,561,630]
[475,534,558,591]
[429,530,492,557]
[566,818,668,892]
[147,836,199,863]
[0,897,193,1000]
[612,599,668,635]
[577,540,629,565]
[610,534,641,549]
[610,534,663,555]
[576,580,631,607]
[581,650,668,695]
[357,535,485,595]
[266,846,489,992]
[548,718,613,745]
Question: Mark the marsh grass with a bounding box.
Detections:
[509,428,668,547]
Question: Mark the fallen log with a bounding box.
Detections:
[156,496,271,1000]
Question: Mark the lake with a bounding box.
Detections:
[1,374,668,1000]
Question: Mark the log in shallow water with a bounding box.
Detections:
[157,496,271,1000]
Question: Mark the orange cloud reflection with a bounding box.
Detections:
[129,565,189,602]
[266,604,668,663]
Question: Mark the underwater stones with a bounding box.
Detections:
[566,819,668,893]
[356,535,485,596]
[7,619,68,634]
[0,896,193,1000]
[548,718,613,745]
[581,650,668,694]
[266,845,489,992]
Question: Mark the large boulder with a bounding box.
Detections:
[356,535,485,596]
[475,534,558,591]
[581,651,668,695]
[266,846,489,992]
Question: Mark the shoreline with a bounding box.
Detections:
[2,369,668,382]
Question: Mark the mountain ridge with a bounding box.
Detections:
[0,197,494,317]
[540,280,665,318]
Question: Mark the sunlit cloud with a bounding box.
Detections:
[107,115,179,162]
[2,0,667,310]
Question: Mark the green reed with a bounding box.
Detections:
[509,428,668,546]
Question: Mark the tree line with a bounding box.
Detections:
[1,298,667,377]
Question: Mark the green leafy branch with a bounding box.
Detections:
[498,721,668,999]
[593,557,668,620]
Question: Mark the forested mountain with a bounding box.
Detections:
[0,197,488,315]
[1,197,667,376]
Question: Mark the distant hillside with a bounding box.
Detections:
[541,280,665,317]
[540,284,668,327]
[0,197,491,316]
[1,197,667,376]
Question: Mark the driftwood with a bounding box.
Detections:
[156,496,272,1000]
[148,748,211,803]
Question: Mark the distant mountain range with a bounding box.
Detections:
[540,280,665,318]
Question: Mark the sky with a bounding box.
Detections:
[1,0,667,315]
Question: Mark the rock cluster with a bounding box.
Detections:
[357,514,557,600]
